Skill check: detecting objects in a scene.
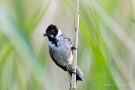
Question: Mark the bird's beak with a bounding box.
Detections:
[43,33,48,37]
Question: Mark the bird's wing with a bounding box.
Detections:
[67,37,74,54]
[62,34,74,54]
[49,47,67,71]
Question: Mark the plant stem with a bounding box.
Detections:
[71,0,79,89]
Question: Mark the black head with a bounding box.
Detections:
[43,24,58,38]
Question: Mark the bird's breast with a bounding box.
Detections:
[49,40,72,66]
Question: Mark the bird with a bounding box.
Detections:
[43,24,85,87]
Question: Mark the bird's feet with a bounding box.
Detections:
[71,46,78,50]
[70,69,76,74]
[66,65,76,74]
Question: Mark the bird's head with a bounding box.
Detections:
[43,24,62,38]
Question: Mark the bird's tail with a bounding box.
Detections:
[67,66,85,87]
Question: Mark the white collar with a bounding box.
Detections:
[56,29,62,37]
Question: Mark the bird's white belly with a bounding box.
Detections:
[49,42,73,66]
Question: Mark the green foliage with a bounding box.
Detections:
[0,0,134,90]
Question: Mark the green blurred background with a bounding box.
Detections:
[0,0,135,90]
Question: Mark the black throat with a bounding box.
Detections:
[48,36,58,47]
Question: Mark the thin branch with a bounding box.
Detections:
[71,0,79,89]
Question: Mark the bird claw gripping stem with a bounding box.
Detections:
[71,46,78,50]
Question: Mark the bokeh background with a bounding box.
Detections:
[0,0,135,90]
